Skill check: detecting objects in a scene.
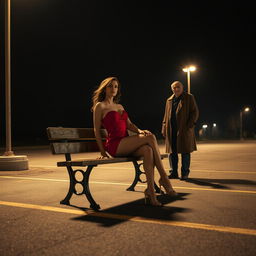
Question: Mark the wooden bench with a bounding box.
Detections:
[47,127,168,210]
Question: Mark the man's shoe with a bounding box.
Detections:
[180,170,190,181]
[168,171,179,179]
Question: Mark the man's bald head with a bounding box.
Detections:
[170,81,184,97]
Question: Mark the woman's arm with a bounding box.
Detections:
[121,104,151,135]
[93,103,109,158]
[126,118,142,134]
[126,118,151,135]
[119,104,142,134]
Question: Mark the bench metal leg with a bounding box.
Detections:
[60,165,100,211]
[126,160,162,193]
[82,166,101,211]
[126,161,143,191]
[60,166,75,205]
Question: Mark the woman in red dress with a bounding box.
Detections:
[93,77,177,206]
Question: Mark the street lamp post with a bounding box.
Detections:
[202,124,208,140]
[240,107,250,140]
[4,0,13,156]
[182,65,196,94]
[212,123,217,138]
[0,0,29,171]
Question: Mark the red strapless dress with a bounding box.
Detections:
[102,110,129,157]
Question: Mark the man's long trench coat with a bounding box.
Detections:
[162,92,199,154]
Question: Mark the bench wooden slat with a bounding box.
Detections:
[47,127,108,154]
[47,127,107,140]
[50,141,100,154]
[48,138,105,141]
[57,157,136,167]
[57,154,169,167]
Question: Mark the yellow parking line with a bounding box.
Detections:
[0,176,256,194]
[0,200,256,236]
[192,170,256,174]
[96,167,256,174]
[0,200,83,214]
[29,165,256,174]
[0,176,67,182]
[174,186,256,194]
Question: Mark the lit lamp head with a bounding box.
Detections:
[244,107,250,112]
[202,124,208,129]
[213,123,217,127]
[183,66,196,72]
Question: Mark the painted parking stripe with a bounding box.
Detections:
[0,175,256,194]
[28,165,256,174]
[173,186,256,194]
[0,200,256,236]
[0,176,67,182]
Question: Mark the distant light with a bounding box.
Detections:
[189,66,196,71]
[244,107,250,112]
[202,124,208,129]
[213,123,217,127]
[183,66,196,72]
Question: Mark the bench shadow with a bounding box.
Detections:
[70,192,190,227]
[185,178,256,188]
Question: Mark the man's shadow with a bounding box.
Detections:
[70,192,190,227]
[184,178,256,189]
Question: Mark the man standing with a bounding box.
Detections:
[162,81,199,180]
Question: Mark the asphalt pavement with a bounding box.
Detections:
[0,141,256,256]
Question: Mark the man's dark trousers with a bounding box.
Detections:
[169,129,191,178]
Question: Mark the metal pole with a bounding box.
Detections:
[4,0,14,156]
[187,70,191,94]
[0,0,29,170]
[240,110,243,140]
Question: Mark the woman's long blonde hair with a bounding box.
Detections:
[91,77,121,111]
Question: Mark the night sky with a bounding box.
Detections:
[0,1,256,146]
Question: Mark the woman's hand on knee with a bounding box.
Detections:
[139,129,152,136]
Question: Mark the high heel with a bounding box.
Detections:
[159,178,178,197]
[144,189,162,206]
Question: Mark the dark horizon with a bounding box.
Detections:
[1,1,256,146]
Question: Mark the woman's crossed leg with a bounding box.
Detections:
[115,134,175,203]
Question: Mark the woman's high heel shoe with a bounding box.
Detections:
[159,178,178,197]
[144,189,162,206]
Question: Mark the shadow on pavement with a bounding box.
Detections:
[185,178,229,189]
[71,192,190,227]
[185,178,256,188]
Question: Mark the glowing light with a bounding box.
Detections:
[183,66,196,72]
[244,107,250,112]
[189,66,196,71]
[202,124,208,129]
[213,123,217,127]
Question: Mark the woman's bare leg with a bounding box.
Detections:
[132,145,160,204]
[132,145,155,190]
[145,135,175,191]
[116,134,174,191]
[116,134,166,177]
